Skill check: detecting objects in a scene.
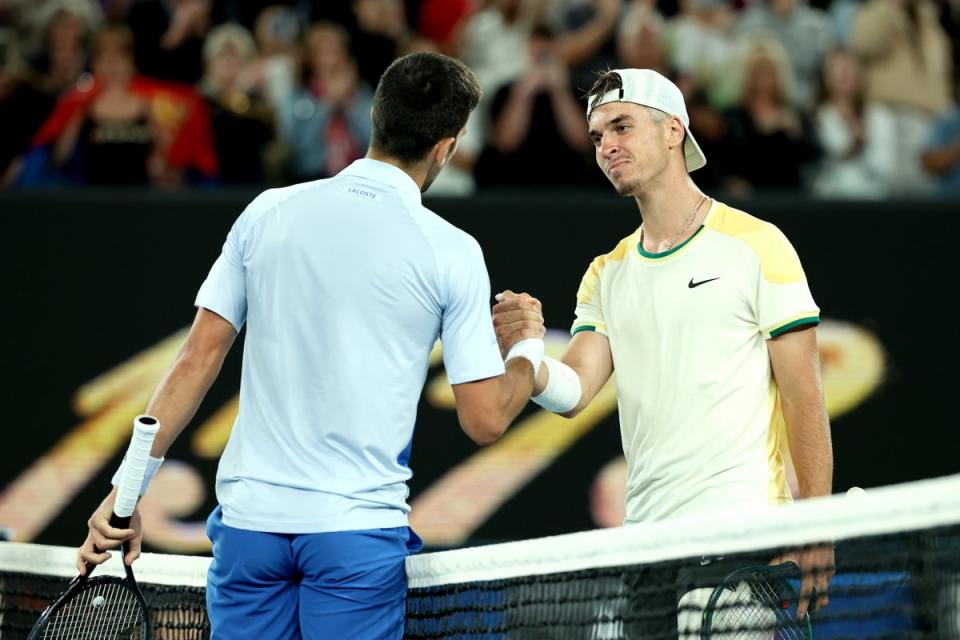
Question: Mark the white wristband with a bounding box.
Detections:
[111,455,164,496]
[532,356,582,414]
[504,338,544,377]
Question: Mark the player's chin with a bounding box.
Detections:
[610,176,639,197]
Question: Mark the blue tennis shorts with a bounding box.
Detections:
[205,506,422,640]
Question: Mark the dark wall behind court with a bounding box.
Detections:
[0,190,957,552]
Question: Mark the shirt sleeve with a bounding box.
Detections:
[571,255,608,336]
[753,224,820,339]
[195,211,249,331]
[440,236,505,385]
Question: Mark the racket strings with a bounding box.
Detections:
[756,576,807,640]
[42,582,144,639]
[710,574,806,639]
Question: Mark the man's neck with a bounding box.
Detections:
[365,150,428,191]
[634,175,708,254]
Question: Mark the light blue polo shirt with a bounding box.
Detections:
[195,158,505,534]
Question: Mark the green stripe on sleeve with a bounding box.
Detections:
[769,317,820,338]
[571,325,597,335]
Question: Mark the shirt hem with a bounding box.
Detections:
[194,300,244,332]
[447,364,506,385]
[220,509,410,534]
[765,314,821,339]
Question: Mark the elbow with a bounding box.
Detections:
[175,342,224,376]
[492,133,519,154]
[459,413,509,446]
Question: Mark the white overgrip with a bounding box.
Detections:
[113,415,160,518]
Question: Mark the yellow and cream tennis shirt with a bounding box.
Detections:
[572,200,820,524]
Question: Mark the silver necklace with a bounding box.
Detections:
[662,195,708,251]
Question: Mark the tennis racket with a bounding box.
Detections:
[27,415,160,640]
[701,561,813,640]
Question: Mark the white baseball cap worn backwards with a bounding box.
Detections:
[586,68,707,173]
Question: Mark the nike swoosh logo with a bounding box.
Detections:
[688,277,720,289]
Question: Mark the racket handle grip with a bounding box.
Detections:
[92,514,132,555]
[114,415,160,518]
[108,513,132,530]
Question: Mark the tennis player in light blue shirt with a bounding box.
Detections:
[78,53,545,639]
[198,157,504,536]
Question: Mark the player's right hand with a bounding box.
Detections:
[492,290,545,358]
[77,491,142,575]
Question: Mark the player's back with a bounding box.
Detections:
[197,159,487,534]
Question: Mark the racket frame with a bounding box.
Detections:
[26,415,159,639]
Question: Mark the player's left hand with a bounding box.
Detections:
[772,543,835,619]
[492,290,545,358]
[77,491,142,575]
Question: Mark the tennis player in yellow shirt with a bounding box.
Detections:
[493,68,834,627]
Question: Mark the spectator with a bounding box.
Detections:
[100,0,134,21]
[827,0,861,45]
[7,0,102,51]
[921,106,960,195]
[545,0,623,92]
[23,24,218,187]
[126,0,212,84]
[852,0,953,194]
[27,1,96,96]
[247,5,300,112]
[279,22,372,181]
[668,0,738,108]
[736,0,835,109]
[0,3,98,185]
[475,24,593,187]
[723,37,821,192]
[200,23,273,184]
[0,29,61,185]
[616,3,670,77]
[812,48,894,198]
[417,0,476,54]
[349,0,411,86]
[459,0,541,96]
[48,24,160,185]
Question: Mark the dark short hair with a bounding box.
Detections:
[371,53,482,164]
[585,68,669,124]
[585,69,622,109]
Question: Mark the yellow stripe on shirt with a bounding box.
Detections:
[576,234,633,305]
[705,204,807,285]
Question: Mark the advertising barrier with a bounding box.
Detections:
[0,190,956,552]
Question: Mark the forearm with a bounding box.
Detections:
[492,89,535,153]
[782,398,833,499]
[921,142,960,175]
[161,13,195,50]
[145,346,227,457]
[53,117,83,166]
[494,358,536,421]
[551,89,592,151]
[555,11,618,68]
[532,350,611,419]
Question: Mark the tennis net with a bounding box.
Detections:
[1,474,959,639]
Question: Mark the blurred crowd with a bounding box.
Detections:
[1,0,958,197]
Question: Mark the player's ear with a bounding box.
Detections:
[433,136,457,168]
[667,116,685,150]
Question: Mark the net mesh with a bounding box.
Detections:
[1,475,958,639]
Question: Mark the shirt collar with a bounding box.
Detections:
[340,158,422,203]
